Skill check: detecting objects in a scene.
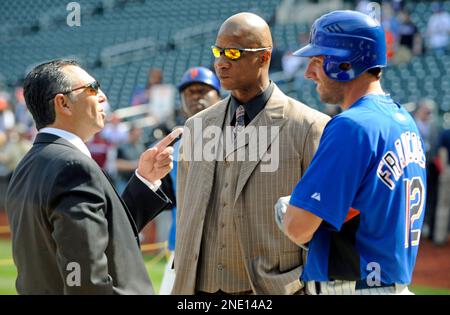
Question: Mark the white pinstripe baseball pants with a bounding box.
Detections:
[305,280,414,295]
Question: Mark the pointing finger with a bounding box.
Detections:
[154,128,183,151]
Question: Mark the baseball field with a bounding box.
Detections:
[0,238,449,295]
[0,239,167,295]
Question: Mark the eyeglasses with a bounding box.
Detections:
[64,80,101,95]
[211,45,271,61]
[48,80,101,101]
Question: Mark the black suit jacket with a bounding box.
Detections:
[5,133,171,294]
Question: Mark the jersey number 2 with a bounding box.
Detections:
[404,177,425,248]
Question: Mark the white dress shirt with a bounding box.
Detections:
[39,127,161,191]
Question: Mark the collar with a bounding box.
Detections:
[230,81,275,125]
[39,127,92,158]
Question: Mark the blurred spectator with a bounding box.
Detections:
[130,68,163,105]
[0,98,15,132]
[13,86,34,129]
[0,125,32,178]
[426,2,450,54]
[382,1,400,37]
[391,0,404,14]
[395,10,422,64]
[86,132,111,170]
[282,50,304,81]
[414,99,441,241]
[115,125,145,192]
[434,128,450,245]
[385,28,396,62]
[0,131,6,147]
[100,113,129,185]
[101,113,128,145]
[269,45,284,73]
[355,0,371,15]
[380,1,400,62]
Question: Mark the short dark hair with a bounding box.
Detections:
[367,67,382,79]
[23,59,79,130]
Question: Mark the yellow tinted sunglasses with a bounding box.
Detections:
[211,45,271,61]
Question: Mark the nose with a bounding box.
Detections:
[304,60,317,80]
[215,54,231,70]
[98,88,107,103]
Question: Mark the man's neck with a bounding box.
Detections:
[341,78,385,110]
[47,122,88,142]
[232,78,270,104]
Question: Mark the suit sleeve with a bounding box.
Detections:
[48,161,113,294]
[301,114,330,173]
[121,174,172,231]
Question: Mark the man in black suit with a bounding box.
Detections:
[5,59,182,294]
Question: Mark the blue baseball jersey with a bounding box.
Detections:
[290,94,427,285]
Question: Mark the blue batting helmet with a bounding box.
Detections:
[177,67,221,93]
[294,10,387,82]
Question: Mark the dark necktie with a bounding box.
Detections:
[234,105,245,141]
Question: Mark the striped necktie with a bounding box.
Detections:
[234,105,245,140]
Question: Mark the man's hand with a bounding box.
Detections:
[137,128,183,183]
[275,195,311,251]
[275,195,291,233]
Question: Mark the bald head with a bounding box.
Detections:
[218,12,272,47]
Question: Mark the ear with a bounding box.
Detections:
[53,94,72,116]
[261,50,271,64]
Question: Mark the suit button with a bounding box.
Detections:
[220,222,225,228]
[217,264,223,271]
[224,182,229,188]
[194,254,198,261]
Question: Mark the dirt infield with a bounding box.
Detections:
[412,237,450,289]
[1,210,449,289]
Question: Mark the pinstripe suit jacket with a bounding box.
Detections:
[173,85,330,294]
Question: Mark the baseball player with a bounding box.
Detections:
[275,10,427,294]
[159,67,221,294]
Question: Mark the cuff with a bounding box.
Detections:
[134,170,161,192]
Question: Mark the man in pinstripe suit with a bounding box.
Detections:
[172,12,329,295]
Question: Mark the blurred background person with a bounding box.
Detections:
[426,1,450,54]
[434,127,450,245]
[0,97,14,133]
[414,98,442,241]
[130,68,163,106]
[395,10,423,64]
[116,124,146,193]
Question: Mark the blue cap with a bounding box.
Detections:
[178,67,221,93]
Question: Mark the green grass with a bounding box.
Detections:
[0,239,168,295]
[1,239,449,295]
[0,239,16,295]
[410,286,450,295]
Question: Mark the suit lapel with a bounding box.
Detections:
[190,97,230,210]
[234,85,288,203]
